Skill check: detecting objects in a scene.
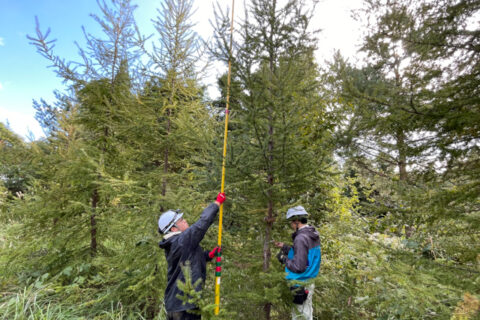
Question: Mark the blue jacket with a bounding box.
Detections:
[158,203,219,312]
[284,225,321,281]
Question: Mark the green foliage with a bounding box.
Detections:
[174,262,236,319]
[0,123,37,197]
[314,208,480,319]
[330,0,479,283]
[1,0,479,319]
[211,2,339,316]
[0,283,79,320]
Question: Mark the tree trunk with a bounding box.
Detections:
[161,77,176,209]
[393,57,408,182]
[263,303,272,320]
[90,188,99,257]
[263,108,275,320]
[162,112,171,198]
[263,196,274,320]
[396,129,408,181]
[263,2,276,317]
[264,116,275,270]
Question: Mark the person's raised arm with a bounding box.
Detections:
[180,193,226,247]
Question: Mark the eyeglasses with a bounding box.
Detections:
[173,218,185,229]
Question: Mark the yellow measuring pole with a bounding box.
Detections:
[215,0,235,315]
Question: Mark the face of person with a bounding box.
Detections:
[290,220,298,230]
[174,218,189,232]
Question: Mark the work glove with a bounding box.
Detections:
[208,246,221,259]
[276,245,289,265]
[216,192,226,204]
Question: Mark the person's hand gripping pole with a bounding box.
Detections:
[214,191,226,314]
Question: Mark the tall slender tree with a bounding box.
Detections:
[27,0,143,257]
[213,1,335,318]
[332,0,479,248]
[141,0,213,211]
[0,123,36,197]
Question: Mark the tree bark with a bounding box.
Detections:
[396,129,408,181]
[161,76,176,210]
[162,111,171,198]
[263,2,276,318]
[90,188,99,257]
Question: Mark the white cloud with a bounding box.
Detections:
[0,82,3,90]
[190,0,364,98]
[0,37,4,46]
[0,107,45,140]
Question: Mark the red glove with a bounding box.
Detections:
[208,246,221,259]
[216,192,226,204]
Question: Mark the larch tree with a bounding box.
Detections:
[329,1,441,234]
[140,0,215,212]
[407,0,480,220]
[212,0,336,318]
[332,0,479,256]
[28,0,143,258]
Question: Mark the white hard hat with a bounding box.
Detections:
[286,206,308,220]
[158,209,183,234]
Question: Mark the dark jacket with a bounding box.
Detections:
[158,203,219,312]
[283,225,321,281]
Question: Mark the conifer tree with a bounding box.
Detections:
[332,0,479,255]
[213,1,335,318]
[0,124,33,196]
[329,1,445,235]
[134,2,215,313]
[141,0,214,211]
[404,0,480,217]
[333,0,434,183]
[28,0,143,258]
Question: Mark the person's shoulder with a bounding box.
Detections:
[296,226,317,239]
[303,225,318,233]
[294,230,310,242]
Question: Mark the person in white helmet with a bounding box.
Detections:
[274,205,321,320]
[158,192,226,320]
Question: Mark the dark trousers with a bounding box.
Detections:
[167,310,201,320]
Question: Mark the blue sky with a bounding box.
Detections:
[0,0,159,140]
[1,1,95,139]
[0,0,363,140]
